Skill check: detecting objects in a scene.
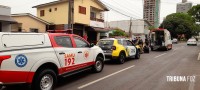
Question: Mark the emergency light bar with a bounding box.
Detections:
[47,29,73,33]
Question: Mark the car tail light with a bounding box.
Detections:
[0,55,11,67]
[111,46,116,50]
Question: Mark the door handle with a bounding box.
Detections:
[59,52,65,55]
[78,51,82,53]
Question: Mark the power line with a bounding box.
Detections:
[102,1,141,18]
[101,2,138,18]
[9,0,39,7]
[126,0,145,13]
[106,5,135,18]
[101,0,142,19]
[110,0,143,16]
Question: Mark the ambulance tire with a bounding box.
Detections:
[92,56,104,73]
[32,69,57,90]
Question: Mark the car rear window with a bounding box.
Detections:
[188,39,196,41]
[54,36,73,47]
[98,40,114,46]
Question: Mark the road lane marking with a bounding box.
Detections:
[197,53,200,60]
[154,53,167,58]
[78,65,135,89]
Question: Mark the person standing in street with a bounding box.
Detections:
[138,37,144,53]
[133,37,138,44]
[145,36,150,47]
[144,36,150,53]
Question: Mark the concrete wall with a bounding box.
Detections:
[107,20,130,32]
[12,16,46,33]
[107,20,150,34]
[0,5,11,32]
[132,20,145,34]
[0,5,11,16]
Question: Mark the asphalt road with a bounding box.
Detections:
[3,42,200,90]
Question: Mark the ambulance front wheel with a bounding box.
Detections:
[92,56,104,73]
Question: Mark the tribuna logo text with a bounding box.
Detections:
[166,76,195,82]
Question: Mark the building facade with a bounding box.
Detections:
[176,0,192,13]
[143,0,160,28]
[33,0,109,43]
[0,5,16,32]
[11,13,50,33]
[107,19,152,40]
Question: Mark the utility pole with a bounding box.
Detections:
[129,18,133,39]
[68,0,74,34]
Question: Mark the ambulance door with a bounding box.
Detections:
[73,36,93,64]
[53,36,78,72]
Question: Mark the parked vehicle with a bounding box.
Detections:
[150,28,172,51]
[0,33,105,90]
[187,38,197,46]
[97,38,140,64]
[172,38,178,44]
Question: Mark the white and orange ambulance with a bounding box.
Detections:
[150,28,172,51]
[0,33,105,90]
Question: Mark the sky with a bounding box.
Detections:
[0,0,200,23]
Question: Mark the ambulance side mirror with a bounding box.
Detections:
[89,43,95,47]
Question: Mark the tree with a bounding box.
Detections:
[149,26,156,30]
[188,5,200,22]
[160,13,197,39]
[109,28,127,37]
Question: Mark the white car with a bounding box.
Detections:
[187,38,197,46]
[172,38,178,44]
